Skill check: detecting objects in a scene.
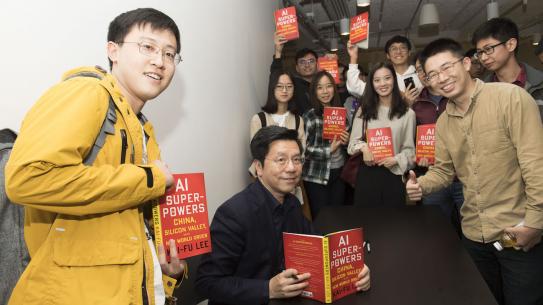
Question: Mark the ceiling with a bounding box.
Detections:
[280,0,543,54]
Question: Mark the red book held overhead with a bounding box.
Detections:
[283,228,364,303]
[318,57,340,84]
[152,173,211,261]
[416,124,436,164]
[322,107,347,140]
[275,6,299,41]
[350,12,369,44]
[367,127,394,161]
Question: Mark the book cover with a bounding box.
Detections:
[318,57,340,84]
[152,173,211,261]
[283,228,364,303]
[367,127,394,161]
[349,12,369,45]
[275,6,299,41]
[322,107,347,140]
[416,124,436,164]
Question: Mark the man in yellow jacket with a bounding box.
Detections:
[5,8,185,305]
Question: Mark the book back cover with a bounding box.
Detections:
[318,57,340,84]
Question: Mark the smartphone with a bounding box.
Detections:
[403,76,415,90]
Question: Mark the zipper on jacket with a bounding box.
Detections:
[120,129,128,164]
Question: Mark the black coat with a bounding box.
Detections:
[195,181,315,305]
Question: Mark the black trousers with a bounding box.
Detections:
[462,236,543,305]
[304,168,346,219]
[353,163,406,207]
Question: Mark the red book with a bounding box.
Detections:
[322,107,347,140]
[283,228,364,303]
[367,127,394,161]
[416,124,436,164]
[350,12,369,44]
[275,6,299,41]
[318,57,340,84]
[152,173,211,261]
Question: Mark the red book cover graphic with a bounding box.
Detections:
[350,12,369,44]
[318,57,340,84]
[283,228,364,303]
[152,173,211,261]
[367,127,394,161]
[416,124,436,164]
[275,6,299,41]
[322,107,347,140]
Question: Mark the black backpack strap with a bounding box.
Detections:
[64,68,118,166]
[258,112,267,128]
[83,97,117,166]
[294,114,300,131]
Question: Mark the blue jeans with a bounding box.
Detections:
[423,180,464,236]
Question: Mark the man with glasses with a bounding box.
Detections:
[472,17,543,120]
[196,126,371,305]
[406,38,543,305]
[410,55,464,237]
[5,8,185,305]
[385,35,423,104]
[272,32,319,115]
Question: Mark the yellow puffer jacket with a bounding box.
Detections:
[6,66,167,305]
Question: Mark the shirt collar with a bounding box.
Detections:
[255,179,296,213]
[445,79,484,117]
[491,63,527,88]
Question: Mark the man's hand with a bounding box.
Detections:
[347,40,358,64]
[153,160,173,189]
[406,170,422,201]
[402,83,421,106]
[158,239,186,279]
[377,156,398,169]
[355,264,371,292]
[274,31,287,58]
[417,157,430,168]
[269,269,311,299]
[504,225,542,252]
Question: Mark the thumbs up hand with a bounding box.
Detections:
[406,170,422,201]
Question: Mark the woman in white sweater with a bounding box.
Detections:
[348,62,415,206]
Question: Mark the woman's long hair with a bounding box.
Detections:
[262,70,297,114]
[360,62,407,120]
[309,70,342,116]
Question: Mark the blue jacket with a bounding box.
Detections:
[195,180,315,305]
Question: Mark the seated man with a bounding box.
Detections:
[196,126,370,305]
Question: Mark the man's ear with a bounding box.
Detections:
[107,41,119,67]
[386,53,391,61]
[505,38,517,53]
[254,160,264,177]
[462,56,472,73]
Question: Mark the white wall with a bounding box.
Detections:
[0,0,276,218]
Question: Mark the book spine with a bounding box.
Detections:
[323,237,332,303]
[152,200,163,249]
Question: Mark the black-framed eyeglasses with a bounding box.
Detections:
[121,41,182,65]
[474,41,507,60]
[425,58,464,83]
[297,58,316,66]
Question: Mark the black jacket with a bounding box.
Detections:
[195,181,315,305]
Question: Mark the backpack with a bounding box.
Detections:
[0,130,29,305]
[257,111,300,131]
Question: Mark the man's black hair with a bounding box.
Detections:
[384,35,412,53]
[0,129,17,143]
[250,126,302,166]
[107,8,181,69]
[472,17,519,55]
[419,38,464,72]
[295,48,318,63]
